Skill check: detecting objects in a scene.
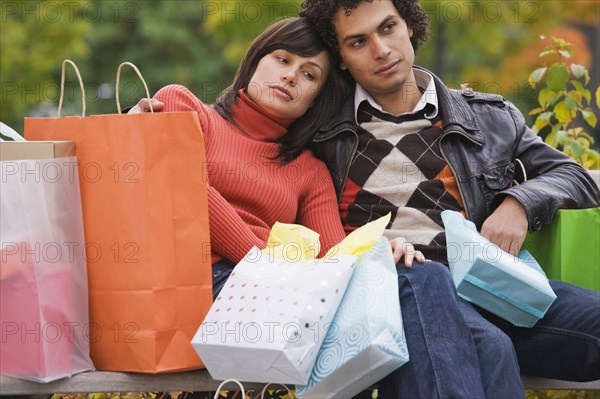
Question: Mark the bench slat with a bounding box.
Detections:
[1,371,598,395]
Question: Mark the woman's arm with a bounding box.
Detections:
[297,159,347,257]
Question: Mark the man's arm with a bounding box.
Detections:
[483,102,599,255]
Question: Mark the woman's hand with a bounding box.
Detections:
[127,98,164,114]
[390,237,426,268]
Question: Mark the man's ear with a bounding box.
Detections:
[408,26,414,38]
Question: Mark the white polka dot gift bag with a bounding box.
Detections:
[191,223,359,385]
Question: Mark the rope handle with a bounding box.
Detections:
[260,383,294,398]
[115,62,152,114]
[57,59,86,117]
[213,379,246,399]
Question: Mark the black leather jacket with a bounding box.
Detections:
[311,67,600,232]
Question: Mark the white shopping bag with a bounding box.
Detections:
[0,143,94,382]
[192,248,356,384]
[296,236,409,399]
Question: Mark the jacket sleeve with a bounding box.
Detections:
[494,101,600,231]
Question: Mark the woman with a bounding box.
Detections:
[130,17,425,298]
[130,17,345,296]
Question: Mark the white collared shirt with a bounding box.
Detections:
[353,68,439,122]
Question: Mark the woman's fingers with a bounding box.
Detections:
[127,98,164,114]
[390,237,426,268]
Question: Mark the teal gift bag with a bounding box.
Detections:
[296,237,409,399]
[442,210,557,328]
[523,208,600,292]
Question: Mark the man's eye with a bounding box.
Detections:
[383,23,395,32]
[351,39,365,47]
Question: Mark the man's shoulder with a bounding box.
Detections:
[449,88,506,105]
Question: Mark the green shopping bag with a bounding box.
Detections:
[523,208,600,292]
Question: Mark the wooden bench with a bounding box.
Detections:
[1,370,599,395]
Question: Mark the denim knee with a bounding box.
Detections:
[396,260,455,292]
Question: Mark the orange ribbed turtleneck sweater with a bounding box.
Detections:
[154,85,346,263]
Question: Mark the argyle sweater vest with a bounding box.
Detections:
[340,103,465,263]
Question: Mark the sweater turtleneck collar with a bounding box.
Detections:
[230,89,293,142]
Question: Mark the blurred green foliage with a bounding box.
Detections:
[529,36,600,169]
[1,0,598,146]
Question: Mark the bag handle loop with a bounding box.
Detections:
[260,383,295,398]
[213,379,246,399]
[57,59,86,118]
[116,62,152,114]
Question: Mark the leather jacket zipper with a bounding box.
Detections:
[439,129,482,221]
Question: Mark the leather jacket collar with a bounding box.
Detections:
[314,66,484,144]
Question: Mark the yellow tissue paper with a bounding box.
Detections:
[263,214,391,261]
[323,213,390,259]
[264,222,322,262]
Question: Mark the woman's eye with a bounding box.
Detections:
[277,56,288,64]
[304,71,315,81]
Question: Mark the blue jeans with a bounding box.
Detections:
[374,261,600,399]
[211,259,236,300]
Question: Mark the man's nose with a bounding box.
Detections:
[371,36,391,60]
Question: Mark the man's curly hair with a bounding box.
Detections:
[300,0,429,67]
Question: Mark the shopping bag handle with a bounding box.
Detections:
[260,383,295,398]
[213,379,245,399]
[116,62,152,114]
[57,59,86,118]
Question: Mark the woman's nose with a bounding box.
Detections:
[281,70,297,86]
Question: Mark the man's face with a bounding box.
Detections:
[333,0,415,101]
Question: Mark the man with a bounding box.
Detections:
[301,0,600,397]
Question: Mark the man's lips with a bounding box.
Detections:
[272,85,293,100]
[375,60,400,75]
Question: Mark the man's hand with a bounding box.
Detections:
[128,98,164,114]
[390,237,426,268]
[480,196,528,256]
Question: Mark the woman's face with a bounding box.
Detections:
[247,49,330,120]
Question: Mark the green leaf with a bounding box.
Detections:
[553,37,573,49]
[577,137,591,149]
[556,129,569,145]
[564,95,578,111]
[582,110,598,128]
[567,90,583,105]
[558,49,572,59]
[581,149,600,170]
[528,67,547,88]
[571,80,591,104]
[539,49,555,58]
[570,64,587,79]
[534,115,551,132]
[566,139,586,159]
[577,130,595,144]
[554,102,572,124]
[546,64,569,91]
[538,88,560,108]
[596,87,600,109]
[528,107,544,116]
[544,125,561,147]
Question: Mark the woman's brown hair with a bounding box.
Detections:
[214,17,350,164]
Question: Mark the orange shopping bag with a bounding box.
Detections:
[24,60,212,373]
